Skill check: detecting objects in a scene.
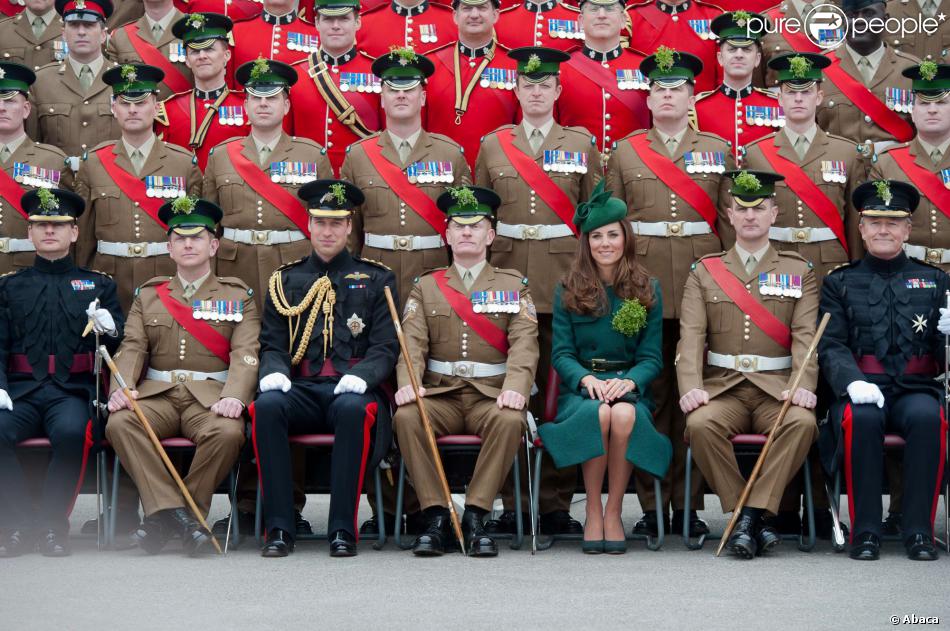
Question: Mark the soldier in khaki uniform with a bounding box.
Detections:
[475,46,596,536]
[203,58,333,302]
[0,0,65,72]
[678,169,819,559]
[30,0,121,164]
[886,0,948,64]
[106,0,143,30]
[105,0,192,101]
[342,47,472,303]
[742,53,870,282]
[75,63,202,312]
[0,62,72,275]
[105,196,260,556]
[394,185,539,557]
[606,49,733,538]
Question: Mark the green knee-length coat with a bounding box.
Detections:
[538,280,672,478]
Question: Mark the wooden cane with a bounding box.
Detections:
[384,287,466,554]
[97,346,223,555]
[716,312,831,557]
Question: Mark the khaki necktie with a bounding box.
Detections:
[151,23,164,42]
[398,140,411,164]
[745,255,757,275]
[32,17,45,39]
[857,57,874,84]
[79,64,94,91]
[793,135,809,160]
[130,148,145,175]
[931,149,943,165]
[259,144,272,168]
[182,283,197,300]
[529,129,544,154]
[0,146,13,164]
[665,136,679,157]
[922,0,938,18]
[462,270,475,290]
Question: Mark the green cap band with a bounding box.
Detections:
[0,79,30,93]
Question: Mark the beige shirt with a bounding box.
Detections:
[24,8,56,28]
[656,127,688,156]
[145,7,177,39]
[845,43,886,80]
[783,124,818,155]
[122,133,157,162]
[919,136,950,164]
[67,54,105,80]
[454,259,488,285]
[521,118,555,142]
[735,243,771,269]
[388,128,423,152]
[0,133,28,158]
[178,270,211,296]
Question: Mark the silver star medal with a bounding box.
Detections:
[347,313,365,337]
[912,313,927,334]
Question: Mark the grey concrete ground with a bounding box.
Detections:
[2,493,948,631]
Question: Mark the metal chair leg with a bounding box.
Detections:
[225,463,239,553]
[524,434,536,554]
[511,454,523,550]
[533,447,555,551]
[254,480,262,545]
[373,465,387,550]
[109,454,120,548]
[646,477,664,551]
[394,457,412,550]
[799,460,816,552]
[682,446,705,550]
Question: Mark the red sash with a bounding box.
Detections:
[0,164,27,219]
[125,24,192,94]
[888,147,950,217]
[155,281,232,364]
[95,146,167,229]
[767,7,820,53]
[568,55,647,115]
[496,128,579,237]
[701,257,792,350]
[432,269,509,354]
[824,52,914,142]
[225,140,311,235]
[627,134,719,236]
[360,139,447,238]
[757,140,849,255]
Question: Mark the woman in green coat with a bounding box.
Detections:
[538,183,672,554]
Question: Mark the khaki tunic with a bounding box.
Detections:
[30,58,123,159]
[741,128,871,281]
[341,130,472,303]
[105,9,193,101]
[475,122,601,313]
[202,132,333,304]
[0,12,65,72]
[871,139,950,271]
[74,139,202,311]
[606,127,734,319]
[107,2,144,30]
[0,139,72,275]
[816,46,920,148]
[886,0,950,63]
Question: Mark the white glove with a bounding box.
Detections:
[86,300,116,335]
[847,380,885,408]
[0,389,11,411]
[259,372,292,393]
[334,374,367,395]
[939,308,950,335]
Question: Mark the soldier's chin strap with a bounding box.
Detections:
[268,272,335,365]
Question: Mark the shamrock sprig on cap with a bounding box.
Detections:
[172,195,197,215]
[447,186,478,208]
[920,60,938,82]
[874,180,893,206]
[250,56,270,81]
[37,188,59,213]
[734,170,762,194]
[525,54,542,74]
[388,46,418,66]
[654,46,677,72]
[788,55,813,80]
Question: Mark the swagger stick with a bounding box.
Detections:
[97,346,223,554]
[716,313,831,557]
[944,291,950,552]
[384,287,465,554]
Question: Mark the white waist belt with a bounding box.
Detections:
[364,233,444,251]
[146,368,229,383]
[769,226,836,244]
[496,222,574,240]
[707,352,792,373]
[0,237,35,253]
[427,359,507,378]
[97,240,169,258]
[904,244,950,264]
[630,220,712,237]
[223,227,307,246]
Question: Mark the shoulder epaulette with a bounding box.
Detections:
[875,141,908,157]
[690,251,727,269]
[777,250,812,267]
[358,50,377,61]
[693,130,732,147]
[80,267,114,280]
[743,131,779,148]
[34,60,61,75]
[135,276,173,296]
[161,141,196,158]
[827,260,858,276]
[427,132,466,152]
[494,267,529,285]
[275,256,308,272]
[210,135,248,153]
[32,141,68,158]
[217,276,254,296]
[694,89,716,103]
[753,87,778,98]
[358,257,392,271]
[290,136,326,152]
[90,140,118,153]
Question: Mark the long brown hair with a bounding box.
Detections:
[561,219,656,316]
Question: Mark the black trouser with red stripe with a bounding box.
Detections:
[0,385,92,534]
[253,380,377,541]
[843,392,947,543]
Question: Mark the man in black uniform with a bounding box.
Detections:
[253,178,399,558]
[818,179,948,561]
[0,187,123,557]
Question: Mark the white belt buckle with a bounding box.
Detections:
[0,238,8,253]
[170,370,192,383]
[253,230,271,244]
[522,225,541,240]
[453,362,474,377]
[127,243,147,257]
[734,355,757,372]
[791,227,812,243]
[393,236,414,251]
[666,221,685,237]
[927,248,944,265]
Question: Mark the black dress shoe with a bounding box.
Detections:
[849,532,880,560]
[0,530,31,558]
[40,530,70,557]
[755,524,781,555]
[484,510,518,535]
[765,510,801,536]
[212,511,254,537]
[726,514,758,559]
[134,513,172,555]
[461,510,497,557]
[359,513,396,537]
[672,510,709,537]
[905,534,939,561]
[812,509,849,541]
[166,508,212,556]
[631,510,670,537]
[82,511,142,537]
[261,529,294,557]
[412,514,450,556]
[539,510,583,535]
[882,512,902,537]
[295,511,313,536]
[329,530,357,557]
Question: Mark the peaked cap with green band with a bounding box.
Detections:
[573,180,627,233]
[639,47,704,88]
[902,62,950,100]
[314,0,361,16]
[371,47,435,89]
[710,11,766,46]
[0,63,35,99]
[103,64,164,101]
[508,47,570,81]
[436,186,500,225]
[157,196,223,235]
[235,58,298,96]
[299,179,365,218]
[768,52,829,88]
[853,179,920,218]
[172,12,233,50]
[724,169,785,207]
[22,187,85,222]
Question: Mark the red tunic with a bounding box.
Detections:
[710,0,775,11]
[288,50,383,175]
[556,46,650,156]
[494,0,584,52]
[424,41,520,171]
[693,85,781,161]
[626,0,723,94]
[156,88,250,170]
[179,0,264,20]
[227,12,319,88]
[357,2,458,58]
[0,2,24,17]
